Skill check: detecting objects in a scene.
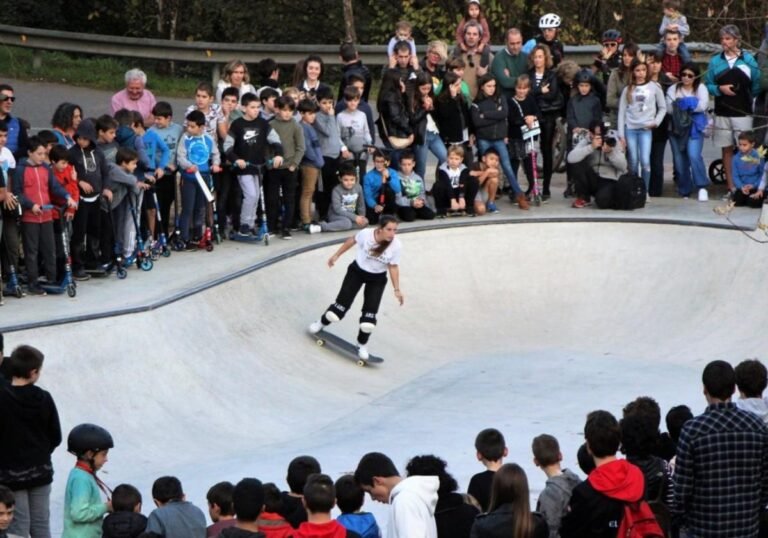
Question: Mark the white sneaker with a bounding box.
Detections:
[357,344,369,360]
[307,224,321,234]
[698,188,709,202]
[308,320,323,334]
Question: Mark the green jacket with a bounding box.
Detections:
[62,467,108,538]
[491,48,529,97]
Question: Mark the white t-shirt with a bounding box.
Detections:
[0,147,16,188]
[354,227,402,274]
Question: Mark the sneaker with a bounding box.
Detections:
[357,344,369,361]
[542,194,551,203]
[27,285,47,296]
[308,320,323,334]
[281,229,292,240]
[572,198,589,209]
[698,188,709,202]
[436,213,447,219]
[563,185,575,198]
[237,224,251,237]
[516,193,530,210]
[73,269,91,281]
[123,254,136,266]
[486,201,499,213]
[184,241,198,251]
[307,224,321,234]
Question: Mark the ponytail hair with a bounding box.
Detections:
[370,215,398,257]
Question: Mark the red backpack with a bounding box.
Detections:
[617,499,666,538]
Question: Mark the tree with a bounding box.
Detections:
[342,0,357,42]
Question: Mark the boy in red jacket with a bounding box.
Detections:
[12,137,76,295]
[295,474,361,538]
[49,144,80,282]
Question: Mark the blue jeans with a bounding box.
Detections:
[477,139,522,195]
[414,131,447,180]
[625,128,652,190]
[8,484,52,538]
[669,135,708,196]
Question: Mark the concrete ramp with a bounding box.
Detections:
[11,222,764,535]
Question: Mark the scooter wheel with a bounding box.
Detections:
[67,284,76,298]
[117,268,128,279]
[14,286,22,299]
[140,259,153,271]
[162,249,171,258]
[206,244,214,252]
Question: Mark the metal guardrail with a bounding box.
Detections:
[0,23,720,83]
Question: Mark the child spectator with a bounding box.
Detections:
[260,88,280,122]
[335,75,375,146]
[256,58,281,91]
[658,0,691,62]
[508,74,540,197]
[217,87,242,234]
[224,92,283,238]
[145,476,206,538]
[455,1,490,54]
[363,149,401,224]
[335,475,380,538]
[102,484,148,538]
[467,428,507,512]
[13,137,76,294]
[386,21,418,60]
[37,130,58,162]
[0,485,22,538]
[314,88,344,220]
[220,87,242,123]
[150,102,183,238]
[68,119,109,280]
[396,151,434,221]
[339,42,373,103]
[437,58,473,103]
[433,145,477,217]
[95,114,119,163]
[220,478,265,538]
[186,82,227,143]
[0,120,18,287]
[255,483,292,538]
[268,95,305,239]
[63,424,113,538]
[657,405,693,462]
[177,110,221,249]
[105,148,150,265]
[470,147,501,214]
[298,99,324,232]
[566,71,603,145]
[532,434,581,538]
[206,481,236,538]
[49,144,79,281]
[0,345,62,538]
[317,164,366,233]
[354,452,439,538]
[294,474,361,538]
[735,359,768,423]
[278,455,321,529]
[337,87,372,181]
[732,131,766,207]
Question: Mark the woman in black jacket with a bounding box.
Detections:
[528,44,564,200]
[409,72,448,180]
[470,464,548,538]
[433,71,472,166]
[377,68,413,162]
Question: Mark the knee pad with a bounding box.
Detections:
[359,321,376,334]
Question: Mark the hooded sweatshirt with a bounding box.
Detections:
[536,468,581,538]
[219,527,267,538]
[105,162,141,210]
[101,511,148,538]
[337,512,379,538]
[68,119,108,196]
[0,384,62,490]
[255,512,292,538]
[295,519,358,538]
[560,459,644,538]
[388,476,439,538]
[736,397,768,423]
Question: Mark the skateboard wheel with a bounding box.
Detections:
[316,339,324,346]
[356,360,366,367]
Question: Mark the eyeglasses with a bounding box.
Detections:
[681,72,695,78]
[0,95,15,103]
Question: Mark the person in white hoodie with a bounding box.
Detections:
[734,359,768,423]
[353,452,438,538]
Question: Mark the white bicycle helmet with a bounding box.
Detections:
[539,13,561,29]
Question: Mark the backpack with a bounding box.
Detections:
[645,458,672,538]
[617,499,665,538]
[614,173,646,210]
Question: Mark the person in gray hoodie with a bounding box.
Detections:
[734,359,768,423]
[319,165,366,233]
[566,121,627,209]
[104,148,150,263]
[532,434,581,538]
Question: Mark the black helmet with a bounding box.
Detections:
[575,70,593,84]
[602,29,622,44]
[67,424,114,455]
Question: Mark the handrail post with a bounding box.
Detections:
[211,64,220,87]
[32,49,41,72]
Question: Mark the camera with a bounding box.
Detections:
[604,135,617,148]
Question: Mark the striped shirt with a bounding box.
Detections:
[673,402,768,538]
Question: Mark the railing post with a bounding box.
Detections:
[211,64,220,87]
[32,49,42,72]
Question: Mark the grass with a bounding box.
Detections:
[0,45,201,98]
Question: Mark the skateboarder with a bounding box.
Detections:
[308,215,403,360]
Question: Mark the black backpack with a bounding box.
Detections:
[614,173,646,210]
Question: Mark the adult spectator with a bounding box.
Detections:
[754,24,768,145]
[215,59,257,103]
[646,51,674,197]
[377,68,414,159]
[420,41,449,89]
[523,14,565,67]
[673,360,768,538]
[0,84,29,159]
[293,55,331,102]
[389,40,420,83]
[567,121,627,209]
[704,25,761,193]
[452,20,492,99]
[606,42,639,129]
[561,410,645,538]
[0,345,62,538]
[110,68,157,126]
[593,29,623,85]
[50,102,82,149]
[491,28,528,99]
[339,42,373,102]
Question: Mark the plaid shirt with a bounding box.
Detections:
[673,402,768,538]
[662,52,683,79]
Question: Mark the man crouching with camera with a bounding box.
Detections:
[567,120,628,209]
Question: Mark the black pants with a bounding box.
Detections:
[539,112,559,194]
[71,199,110,271]
[22,221,55,284]
[317,157,340,220]
[155,173,176,237]
[397,204,435,222]
[2,212,21,277]
[366,184,398,224]
[733,187,764,208]
[265,168,298,232]
[432,176,479,215]
[649,135,668,197]
[323,261,388,345]
[511,155,535,192]
[571,161,616,209]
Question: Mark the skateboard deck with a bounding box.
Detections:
[308,329,384,366]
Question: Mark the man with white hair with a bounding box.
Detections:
[110,68,157,125]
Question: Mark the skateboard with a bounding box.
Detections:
[309,329,384,367]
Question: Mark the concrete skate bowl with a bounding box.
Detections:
[9,221,766,535]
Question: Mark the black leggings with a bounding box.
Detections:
[322,261,388,344]
[539,112,559,193]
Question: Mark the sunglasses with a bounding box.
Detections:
[0,95,15,103]
[604,42,618,48]
[681,72,695,78]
